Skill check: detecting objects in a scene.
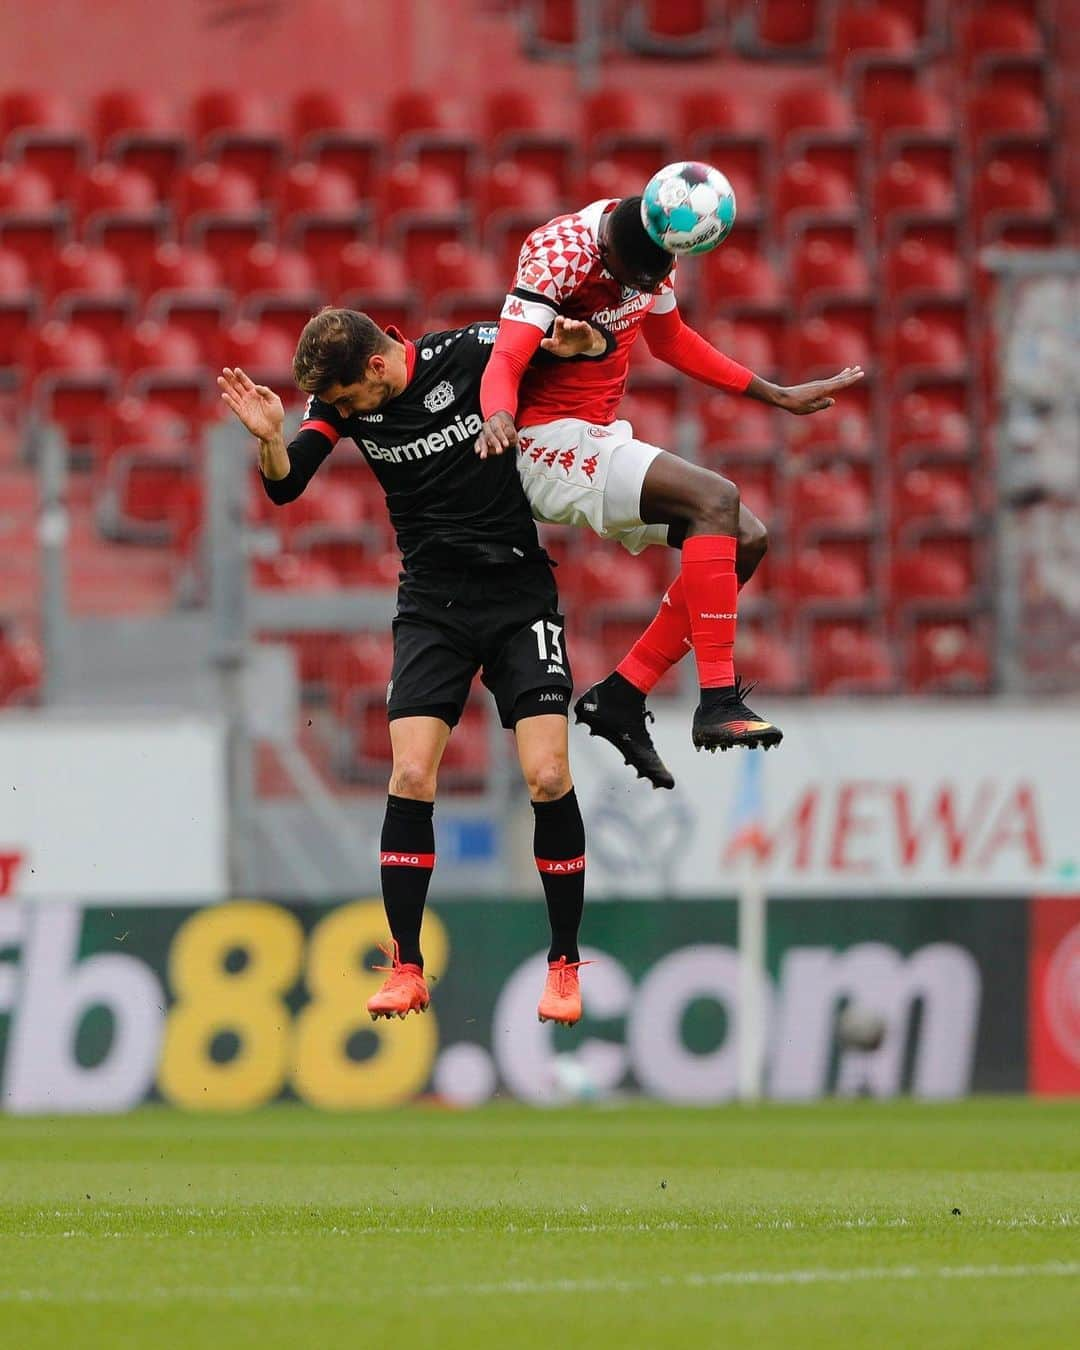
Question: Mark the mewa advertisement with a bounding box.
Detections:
[2,894,1073,1114]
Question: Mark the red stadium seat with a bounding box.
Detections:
[485,90,577,196]
[809,621,897,694]
[888,315,968,382]
[699,317,778,379]
[883,239,964,309]
[47,242,135,358]
[177,162,268,288]
[967,85,1049,163]
[891,542,975,609]
[891,388,973,461]
[191,89,285,197]
[789,464,874,538]
[278,161,369,283]
[28,321,117,452]
[478,160,562,277]
[893,466,976,539]
[861,85,955,173]
[123,319,210,424]
[381,163,470,280]
[789,542,871,604]
[219,320,298,405]
[425,241,504,325]
[786,397,873,461]
[700,244,785,312]
[832,6,918,82]
[583,89,674,181]
[0,247,38,375]
[873,158,956,243]
[790,237,870,309]
[773,160,857,237]
[788,317,871,378]
[959,5,1044,79]
[0,164,68,274]
[698,394,779,457]
[775,85,859,179]
[292,90,384,199]
[333,241,419,332]
[0,624,43,707]
[755,0,822,51]
[732,625,803,695]
[235,242,322,342]
[389,91,479,195]
[93,88,188,199]
[101,445,201,548]
[973,159,1054,241]
[905,620,991,693]
[624,0,722,56]
[75,162,170,286]
[1,89,90,200]
[681,91,768,198]
[325,633,396,717]
[143,242,231,366]
[102,396,189,465]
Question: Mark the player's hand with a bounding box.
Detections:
[475,410,519,459]
[777,366,866,415]
[541,316,606,359]
[217,367,286,440]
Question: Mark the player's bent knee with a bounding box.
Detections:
[388,760,438,800]
[526,760,573,802]
[692,474,740,532]
[742,515,768,560]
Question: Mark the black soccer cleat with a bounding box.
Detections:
[691,677,783,754]
[574,673,675,790]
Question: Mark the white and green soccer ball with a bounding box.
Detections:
[641,161,737,256]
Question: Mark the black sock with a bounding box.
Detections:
[603,671,645,703]
[380,794,435,968]
[532,787,585,964]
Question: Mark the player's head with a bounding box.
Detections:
[601,195,675,293]
[293,307,407,415]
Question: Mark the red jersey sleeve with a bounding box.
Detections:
[642,307,754,394]
[480,318,544,421]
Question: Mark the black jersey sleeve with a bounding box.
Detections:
[260,396,346,505]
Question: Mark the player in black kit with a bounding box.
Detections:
[217,308,613,1026]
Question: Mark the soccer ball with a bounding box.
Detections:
[640,161,737,256]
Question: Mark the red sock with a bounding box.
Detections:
[681,534,738,689]
[616,575,692,694]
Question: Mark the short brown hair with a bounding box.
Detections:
[292,307,389,394]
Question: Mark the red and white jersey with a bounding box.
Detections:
[501,199,677,428]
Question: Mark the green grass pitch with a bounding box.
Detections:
[1,1099,1077,1348]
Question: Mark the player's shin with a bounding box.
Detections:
[532,788,585,964]
[616,574,691,695]
[681,533,739,689]
[379,794,436,967]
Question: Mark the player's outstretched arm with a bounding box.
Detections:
[217,366,289,478]
[744,366,866,415]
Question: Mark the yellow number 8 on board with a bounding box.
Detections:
[292,899,449,1109]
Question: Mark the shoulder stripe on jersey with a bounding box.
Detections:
[299,419,340,445]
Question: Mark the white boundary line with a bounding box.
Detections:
[0,1261,1077,1303]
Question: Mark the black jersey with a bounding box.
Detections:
[262,322,541,572]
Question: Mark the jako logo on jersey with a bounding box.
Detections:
[423,380,455,413]
[362,412,484,464]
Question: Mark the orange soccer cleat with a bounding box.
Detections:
[537,956,591,1026]
[367,940,430,1020]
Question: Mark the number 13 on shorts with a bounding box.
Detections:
[531,618,565,666]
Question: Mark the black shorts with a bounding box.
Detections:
[387,560,574,730]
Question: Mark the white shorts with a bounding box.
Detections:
[516,418,670,555]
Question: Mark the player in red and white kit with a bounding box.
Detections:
[476,193,863,787]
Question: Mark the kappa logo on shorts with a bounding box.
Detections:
[423,380,455,413]
[587,426,614,438]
